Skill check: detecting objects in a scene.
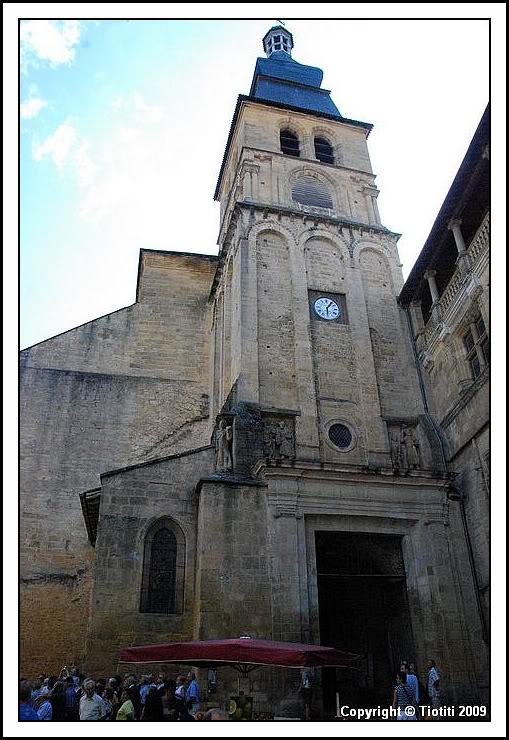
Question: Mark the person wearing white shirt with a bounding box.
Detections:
[79,679,107,721]
[426,660,441,710]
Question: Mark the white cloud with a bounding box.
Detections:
[30,93,198,255]
[74,139,98,188]
[134,92,164,123]
[111,96,124,110]
[20,20,81,70]
[33,123,77,169]
[20,97,48,119]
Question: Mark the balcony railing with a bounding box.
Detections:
[467,211,489,264]
[422,212,489,350]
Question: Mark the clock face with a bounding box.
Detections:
[314,296,340,320]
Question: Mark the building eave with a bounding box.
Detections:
[399,103,490,305]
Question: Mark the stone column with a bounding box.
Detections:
[289,235,321,459]
[363,185,379,225]
[268,500,308,643]
[243,170,252,200]
[302,133,313,159]
[424,270,439,304]
[372,196,381,225]
[423,269,441,323]
[235,237,260,402]
[251,169,259,201]
[365,193,376,224]
[448,218,470,273]
[424,270,442,322]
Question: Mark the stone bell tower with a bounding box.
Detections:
[211,24,423,471]
[194,27,480,709]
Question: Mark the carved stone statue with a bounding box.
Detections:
[280,421,295,459]
[406,427,422,469]
[389,430,402,469]
[264,423,277,458]
[399,427,409,469]
[215,419,233,472]
[399,425,422,469]
[264,420,295,460]
[274,422,284,458]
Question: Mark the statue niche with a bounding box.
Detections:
[388,422,422,470]
[215,418,233,472]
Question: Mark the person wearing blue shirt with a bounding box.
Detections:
[36,695,53,720]
[185,672,200,716]
[20,682,40,720]
[407,663,420,704]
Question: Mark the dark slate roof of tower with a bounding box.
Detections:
[249,50,341,117]
[214,28,374,201]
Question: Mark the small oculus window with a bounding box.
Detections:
[324,420,356,452]
[328,423,352,449]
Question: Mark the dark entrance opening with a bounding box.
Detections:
[315,531,414,714]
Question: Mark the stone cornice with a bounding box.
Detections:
[223,200,398,247]
[253,459,453,489]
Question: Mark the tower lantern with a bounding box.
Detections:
[262,25,294,57]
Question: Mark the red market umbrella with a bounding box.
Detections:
[119,637,360,676]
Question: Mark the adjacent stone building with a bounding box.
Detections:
[20,26,489,714]
[398,104,490,704]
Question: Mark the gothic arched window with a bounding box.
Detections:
[314,137,334,164]
[280,129,300,157]
[140,518,185,614]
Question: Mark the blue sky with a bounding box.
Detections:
[17,16,492,349]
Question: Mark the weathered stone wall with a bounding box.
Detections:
[256,231,297,408]
[196,480,271,639]
[411,243,490,702]
[359,247,421,419]
[218,102,377,235]
[85,447,215,676]
[19,250,217,676]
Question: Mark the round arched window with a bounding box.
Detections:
[292,176,333,209]
[280,129,300,157]
[314,137,334,164]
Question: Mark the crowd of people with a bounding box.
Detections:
[19,666,227,721]
[19,658,442,722]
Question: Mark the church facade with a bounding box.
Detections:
[20,26,489,713]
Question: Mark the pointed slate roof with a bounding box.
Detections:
[249,50,341,117]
